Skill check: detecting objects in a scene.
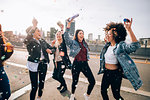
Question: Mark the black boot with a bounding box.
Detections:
[57,85,62,90]
[60,86,67,93]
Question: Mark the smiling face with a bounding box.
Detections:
[33,28,41,40]
[77,30,84,42]
[56,31,62,40]
[105,29,115,42]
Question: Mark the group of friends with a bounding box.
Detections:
[0,17,142,100]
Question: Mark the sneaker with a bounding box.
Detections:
[37,97,42,100]
[60,87,67,93]
[70,94,75,100]
[84,93,89,100]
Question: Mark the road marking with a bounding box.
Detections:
[6,62,150,100]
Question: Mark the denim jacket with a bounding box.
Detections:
[64,28,90,59]
[98,41,143,90]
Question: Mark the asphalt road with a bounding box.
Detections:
[8,49,150,91]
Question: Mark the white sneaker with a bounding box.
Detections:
[70,94,75,100]
[84,93,89,100]
[37,97,42,100]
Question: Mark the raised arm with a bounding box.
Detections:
[27,18,38,35]
[124,18,137,42]
[123,18,140,54]
[63,19,74,48]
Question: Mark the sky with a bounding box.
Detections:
[0,0,150,40]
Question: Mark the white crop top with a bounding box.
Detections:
[104,45,118,64]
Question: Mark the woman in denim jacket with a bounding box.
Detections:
[64,19,95,100]
[98,18,142,100]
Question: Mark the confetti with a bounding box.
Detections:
[6,65,9,67]
[1,55,5,60]
[2,71,5,74]
[66,94,69,97]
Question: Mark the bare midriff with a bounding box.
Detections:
[105,63,118,70]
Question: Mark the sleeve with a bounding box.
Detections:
[26,43,32,53]
[1,50,13,62]
[64,28,74,48]
[122,41,141,54]
[45,41,56,54]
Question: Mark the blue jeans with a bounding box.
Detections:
[0,67,11,100]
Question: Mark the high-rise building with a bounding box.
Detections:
[88,33,93,41]
[98,35,101,40]
[50,27,57,40]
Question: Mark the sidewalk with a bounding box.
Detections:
[16,77,150,100]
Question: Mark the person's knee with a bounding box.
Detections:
[32,85,38,92]
[89,77,96,86]
[101,86,108,95]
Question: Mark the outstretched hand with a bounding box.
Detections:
[66,18,73,29]
[51,40,56,47]
[46,49,52,54]
[57,21,64,30]
[124,18,132,31]
[32,17,38,28]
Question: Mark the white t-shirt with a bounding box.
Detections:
[105,45,118,64]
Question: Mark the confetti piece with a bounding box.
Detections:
[1,55,5,60]
[6,65,9,67]
[2,71,5,74]
[66,94,69,97]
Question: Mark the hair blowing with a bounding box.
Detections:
[104,22,127,43]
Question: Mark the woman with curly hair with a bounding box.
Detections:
[98,18,143,100]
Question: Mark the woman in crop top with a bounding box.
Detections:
[100,18,140,100]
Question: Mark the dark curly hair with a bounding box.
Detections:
[104,22,127,43]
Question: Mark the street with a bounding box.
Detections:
[4,48,150,100]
